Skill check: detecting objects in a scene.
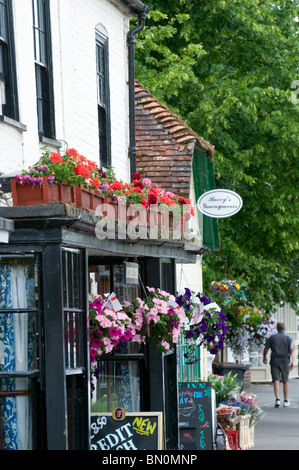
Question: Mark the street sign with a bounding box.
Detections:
[197,189,243,218]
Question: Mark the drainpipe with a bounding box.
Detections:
[127,7,149,176]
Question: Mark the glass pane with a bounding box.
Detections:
[65,310,84,369]
[0,257,37,310]
[0,0,7,42]
[96,45,106,105]
[63,251,83,310]
[0,312,37,372]
[0,43,4,76]
[91,359,141,412]
[0,378,33,450]
[113,264,139,302]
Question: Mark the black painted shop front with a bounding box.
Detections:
[0,203,199,450]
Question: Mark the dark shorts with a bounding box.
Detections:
[270,356,290,384]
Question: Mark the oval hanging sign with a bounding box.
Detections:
[197,189,243,218]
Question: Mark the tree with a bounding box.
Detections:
[134,0,299,313]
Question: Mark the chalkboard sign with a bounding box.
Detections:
[90,411,163,450]
[178,382,214,450]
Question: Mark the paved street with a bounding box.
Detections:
[245,378,299,450]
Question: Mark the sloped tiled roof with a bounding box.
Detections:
[135,81,214,196]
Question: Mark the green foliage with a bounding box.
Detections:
[203,372,241,407]
[135,0,299,313]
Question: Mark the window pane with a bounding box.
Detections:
[0,0,7,42]
[98,106,107,166]
[0,312,38,372]
[0,257,37,310]
[91,359,141,412]
[96,45,105,105]
[0,378,33,450]
[62,250,85,370]
[0,43,4,76]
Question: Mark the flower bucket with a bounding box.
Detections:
[11,176,77,206]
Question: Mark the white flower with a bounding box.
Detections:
[203,302,220,312]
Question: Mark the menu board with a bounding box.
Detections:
[178,382,214,450]
[90,411,163,450]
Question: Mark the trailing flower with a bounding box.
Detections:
[225,305,277,358]
[89,287,186,361]
[121,287,186,354]
[210,279,247,304]
[210,277,277,358]
[241,307,277,354]
[176,288,229,363]
[89,295,146,361]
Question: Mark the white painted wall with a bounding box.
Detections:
[0,0,131,182]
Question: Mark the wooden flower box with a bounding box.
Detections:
[11,176,77,207]
[75,186,105,211]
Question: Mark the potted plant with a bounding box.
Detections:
[12,149,195,231]
[12,147,109,209]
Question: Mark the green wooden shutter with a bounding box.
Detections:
[193,147,221,251]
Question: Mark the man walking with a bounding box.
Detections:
[263,322,295,407]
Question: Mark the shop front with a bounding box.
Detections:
[0,202,199,450]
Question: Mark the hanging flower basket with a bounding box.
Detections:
[176,288,229,364]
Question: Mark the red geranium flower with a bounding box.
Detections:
[148,194,157,205]
[90,177,100,188]
[111,181,122,191]
[88,160,97,170]
[133,180,144,189]
[148,188,157,196]
[73,163,90,179]
[66,148,79,158]
[131,172,141,180]
[50,152,62,163]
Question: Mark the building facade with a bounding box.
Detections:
[0,0,147,180]
[0,0,207,450]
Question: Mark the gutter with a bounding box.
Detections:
[127,5,149,176]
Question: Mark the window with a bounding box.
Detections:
[62,248,89,450]
[0,255,42,450]
[32,0,55,139]
[0,0,18,120]
[96,25,111,168]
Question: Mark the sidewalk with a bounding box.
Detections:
[245,378,299,450]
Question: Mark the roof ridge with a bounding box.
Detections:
[135,80,214,159]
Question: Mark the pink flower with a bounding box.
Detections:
[123,329,132,341]
[109,327,122,337]
[91,338,103,348]
[142,178,152,187]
